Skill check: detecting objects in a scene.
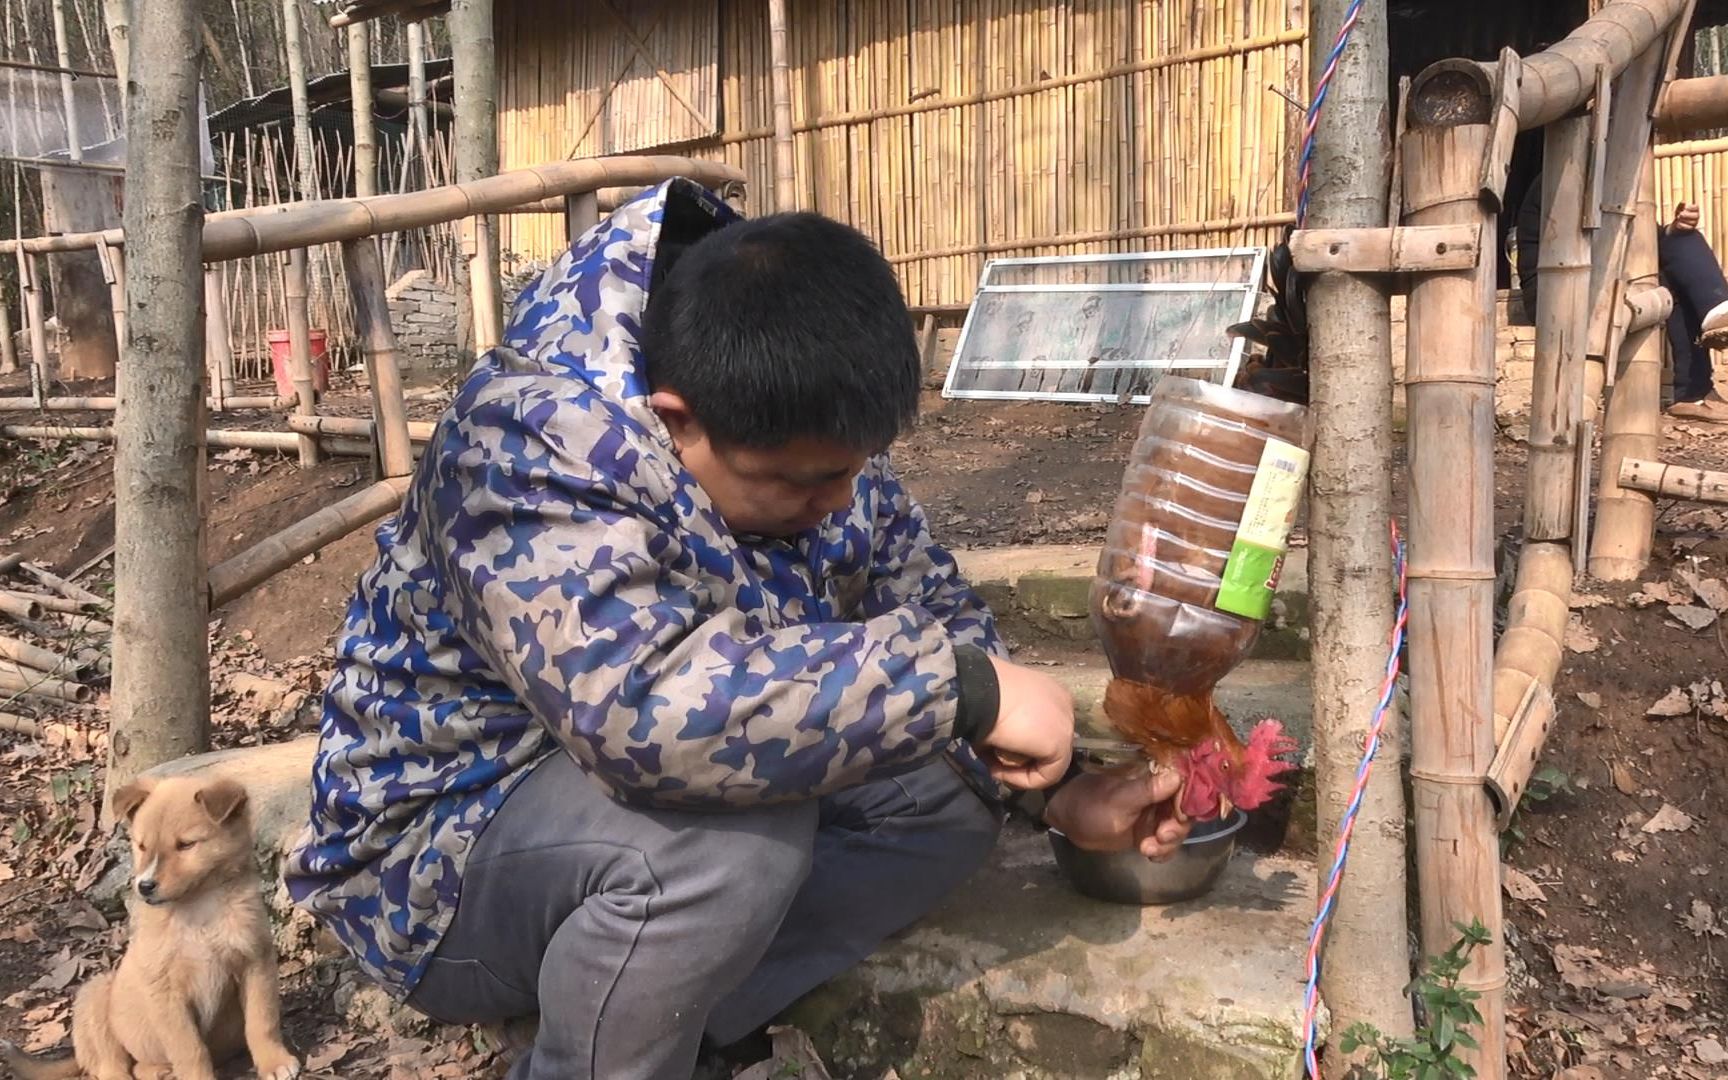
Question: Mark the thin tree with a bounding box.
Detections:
[1303,0,1414,1067]
[107,0,210,804]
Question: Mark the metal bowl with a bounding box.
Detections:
[1048,809,1247,906]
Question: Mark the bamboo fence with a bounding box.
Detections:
[493,0,1308,308]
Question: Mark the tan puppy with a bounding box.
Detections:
[1,776,301,1080]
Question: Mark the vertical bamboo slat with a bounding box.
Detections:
[340,238,415,479]
[1402,118,1507,1077]
[283,248,320,468]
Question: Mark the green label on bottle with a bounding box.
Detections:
[1215,438,1309,620]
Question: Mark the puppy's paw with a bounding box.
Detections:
[255,1050,302,1079]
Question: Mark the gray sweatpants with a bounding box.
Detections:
[405,747,1002,1080]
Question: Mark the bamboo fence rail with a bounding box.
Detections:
[495,0,1309,308]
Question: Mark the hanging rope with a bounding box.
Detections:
[1300,520,1408,1077]
[1296,0,1370,226]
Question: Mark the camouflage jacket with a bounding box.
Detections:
[283,180,1004,998]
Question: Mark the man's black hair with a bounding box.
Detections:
[640,210,920,452]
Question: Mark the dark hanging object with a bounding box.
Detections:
[1228,230,1310,405]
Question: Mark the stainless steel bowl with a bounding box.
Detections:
[1048,809,1247,906]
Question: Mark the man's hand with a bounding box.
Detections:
[1044,767,1193,861]
[973,657,1074,790]
[1671,202,1702,234]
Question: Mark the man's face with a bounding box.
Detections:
[651,391,869,537]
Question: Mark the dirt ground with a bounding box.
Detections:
[3,376,1728,1077]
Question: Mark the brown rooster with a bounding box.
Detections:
[1102,678,1297,823]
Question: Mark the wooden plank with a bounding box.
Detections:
[1478,49,1522,211]
[1287,224,1482,273]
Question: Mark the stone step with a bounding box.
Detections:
[790,822,1318,1079]
[956,545,1311,661]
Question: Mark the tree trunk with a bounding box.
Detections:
[107,0,209,809]
[768,0,796,212]
[1303,0,1412,1065]
[449,0,499,350]
[40,169,120,380]
[348,23,378,198]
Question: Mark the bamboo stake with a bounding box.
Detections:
[1401,97,1506,1077]
[283,248,320,468]
[1525,115,1594,542]
[340,237,415,477]
[1619,458,1728,502]
[1593,167,1668,579]
[349,23,379,199]
[765,0,793,212]
[208,476,409,607]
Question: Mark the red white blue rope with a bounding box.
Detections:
[1296,0,1369,226]
[1301,520,1408,1076]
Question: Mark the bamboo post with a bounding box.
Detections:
[406,19,429,189]
[1618,457,1728,502]
[348,23,378,199]
[108,0,209,809]
[19,252,49,405]
[1587,43,1667,368]
[1525,114,1594,542]
[97,241,125,353]
[468,220,503,350]
[339,238,415,477]
[50,0,82,163]
[565,191,599,246]
[1401,69,1506,1078]
[204,268,232,412]
[0,287,16,375]
[283,248,320,467]
[768,0,797,212]
[1593,167,1668,578]
[281,0,317,200]
[1304,0,1412,1055]
[100,0,129,99]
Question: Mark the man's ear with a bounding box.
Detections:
[196,779,249,825]
[648,390,702,451]
[111,778,156,824]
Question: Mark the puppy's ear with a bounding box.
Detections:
[195,779,249,825]
[111,778,155,824]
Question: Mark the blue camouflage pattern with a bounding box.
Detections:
[283,179,1005,998]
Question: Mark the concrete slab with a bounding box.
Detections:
[790,823,1317,1079]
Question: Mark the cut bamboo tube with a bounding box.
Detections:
[0,593,43,620]
[20,562,105,607]
[339,237,415,478]
[282,248,320,468]
[1486,678,1556,825]
[0,633,82,675]
[0,554,20,574]
[0,664,91,703]
[0,711,41,738]
[1594,168,1668,580]
[1619,458,1728,502]
[1401,104,1506,1077]
[4,591,87,615]
[1491,541,1572,747]
[1656,73,1728,136]
[205,268,234,408]
[1517,0,1689,131]
[1525,115,1594,542]
[208,476,409,607]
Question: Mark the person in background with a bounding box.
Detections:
[1517,175,1728,422]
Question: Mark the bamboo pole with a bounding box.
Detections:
[285,414,435,441]
[1587,43,1668,368]
[0,593,42,620]
[1304,0,1412,1056]
[768,0,796,212]
[450,0,501,343]
[1401,82,1506,1077]
[1656,74,1728,136]
[283,249,320,467]
[208,476,409,606]
[1525,115,1594,542]
[100,0,129,99]
[0,158,747,260]
[0,711,42,738]
[1594,170,1669,578]
[4,590,90,616]
[339,237,415,477]
[406,20,429,189]
[281,0,317,201]
[50,0,82,163]
[108,0,208,805]
[21,562,105,607]
[1619,458,1728,502]
[0,287,16,375]
[0,632,85,675]
[0,664,91,704]
[1517,0,1689,131]
[98,241,125,353]
[1491,541,1572,747]
[0,422,378,455]
[349,23,378,199]
[19,252,49,405]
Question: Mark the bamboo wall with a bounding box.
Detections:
[1656,137,1728,271]
[495,0,1308,308]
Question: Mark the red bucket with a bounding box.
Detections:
[266,329,331,400]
